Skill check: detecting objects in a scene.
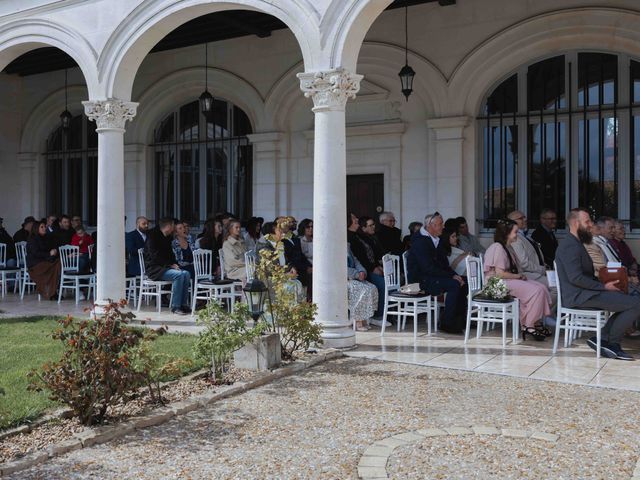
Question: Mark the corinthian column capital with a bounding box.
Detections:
[297,68,363,112]
[82,99,138,131]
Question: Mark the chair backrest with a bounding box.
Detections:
[553,260,563,310]
[465,255,484,294]
[15,242,27,270]
[401,250,409,285]
[137,248,146,278]
[193,249,213,280]
[59,245,80,272]
[245,250,256,280]
[382,254,401,291]
[88,243,95,260]
[218,248,226,279]
[0,243,6,267]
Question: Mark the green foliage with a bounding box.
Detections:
[255,246,323,359]
[28,301,148,426]
[194,301,267,381]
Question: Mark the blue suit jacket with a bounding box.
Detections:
[407,231,456,284]
[125,230,147,276]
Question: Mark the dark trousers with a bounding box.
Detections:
[578,292,640,345]
[420,276,467,329]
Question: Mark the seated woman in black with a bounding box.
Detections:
[27,220,62,300]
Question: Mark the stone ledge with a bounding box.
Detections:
[0,348,343,477]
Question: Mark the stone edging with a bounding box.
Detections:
[357,426,560,480]
[0,349,344,477]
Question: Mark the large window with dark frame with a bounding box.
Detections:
[153,99,253,226]
[45,115,98,226]
[480,51,640,230]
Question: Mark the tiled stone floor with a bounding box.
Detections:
[2,294,640,391]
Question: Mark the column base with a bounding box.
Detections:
[320,322,356,349]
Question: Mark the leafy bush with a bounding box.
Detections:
[28,301,148,425]
[194,301,266,381]
[255,247,322,359]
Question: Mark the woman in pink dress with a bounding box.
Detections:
[484,219,551,341]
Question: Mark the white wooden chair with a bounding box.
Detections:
[245,250,257,281]
[552,261,609,358]
[136,248,173,312]
[218,248,243,302]
[381,254,435,338]
[15,242,37,299]
[464,255,519,348]
[191,249,236,316]
[58,245,96,304]
[401,250,439,333]
[0,243,20,297]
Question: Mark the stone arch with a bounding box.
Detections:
[0,19,99,98]
[99,0,321,100]
[449,7,640,115]
[126,66,266,144]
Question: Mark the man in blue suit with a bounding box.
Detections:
[407,212,467,334]
[125,216,149,277]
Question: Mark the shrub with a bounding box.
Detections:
[193,301,266,381]
[255,247,322,359]
[28,301,148,426]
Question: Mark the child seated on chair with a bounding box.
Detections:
[71,226,93,274]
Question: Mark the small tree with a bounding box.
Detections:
[254,247,322,359]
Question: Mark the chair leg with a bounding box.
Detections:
[464,310,472,344]
[595,317,601,359]
[413,302,418,339]
[381,298,388,337]
[57,277,64,303]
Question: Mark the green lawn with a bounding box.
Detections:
[0,316,205,430]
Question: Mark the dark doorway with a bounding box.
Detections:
[347,174,384,221]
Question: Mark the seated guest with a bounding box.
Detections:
[53,215,74,248]
[71,215,83,231]
[347,212,359,246]
[531,209,559,268]
[297,218,313,264]
[456,216,485,255]
[125,216,149,277]
[610,221,638,278]
[407,212,467,333]
[377,211,404,255]
[441,228,469,277]
[584,221,608,278]
[484,219,551,341]
[243,216,263,252]
[350,216,387,325]
[71,225,94,273]
[172,220,195,279]
[593,216,622,264]
[196,218,223,275]
[444,217,459,231]
[27,220,61,300]
[556,208,640,359]
[347,244,378,331]
[402,221,423,251]
[45,215,58,235]
[222,219,247,282]
[279,217,312,300]
[13,216,36,244]
[507,210,549,287]
[144,218,191,315]
[0,217,17,268]
[256,221,304,302]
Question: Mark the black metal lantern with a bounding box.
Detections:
[60,69,72,130]
[243,278,268,321]
[199,42,214,116]
[398,6,415,101]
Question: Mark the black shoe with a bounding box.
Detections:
[586,337,618,359]
[608,343,635,361]
[171,308,188,316]
[180,305,192,313]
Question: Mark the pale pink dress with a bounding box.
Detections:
[484,243,551,328]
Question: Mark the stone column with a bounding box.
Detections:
[246,132,284,220]
[426,116,470,222]
[17,152,39,218]
[298,68,362,349]
[82,99,138,311]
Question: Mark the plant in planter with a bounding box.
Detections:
[254,247,322,359]
[193,301,266,382]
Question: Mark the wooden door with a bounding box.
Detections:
[347,174,384,221]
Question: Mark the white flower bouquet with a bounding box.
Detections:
[479,276,511,301]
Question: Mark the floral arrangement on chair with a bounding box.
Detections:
[480,276,511,301]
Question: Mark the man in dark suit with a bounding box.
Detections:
[126,216,149,276]
[376,211,404,256]
[53,215,74,248]
[555,208,640,360]
[531,208,559,268]
[143,217,190,315]
[407,212,467,333]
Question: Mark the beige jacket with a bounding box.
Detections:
[585,242,606,277]
[222,236,247,282]
[511,233,547,285]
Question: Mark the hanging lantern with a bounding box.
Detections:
[398,6,415,101]
[60,69,72,130]
[199,42,214,116]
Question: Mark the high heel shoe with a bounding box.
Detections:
[522,326,546,342]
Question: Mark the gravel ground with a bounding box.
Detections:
[9,357,640,480]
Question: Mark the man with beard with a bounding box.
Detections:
[555,208,640,360]
[126,216,149,277]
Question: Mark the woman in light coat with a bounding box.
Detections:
[222,219,247,282]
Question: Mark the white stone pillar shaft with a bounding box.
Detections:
[83,99,138,309]
[298,69,362,349]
